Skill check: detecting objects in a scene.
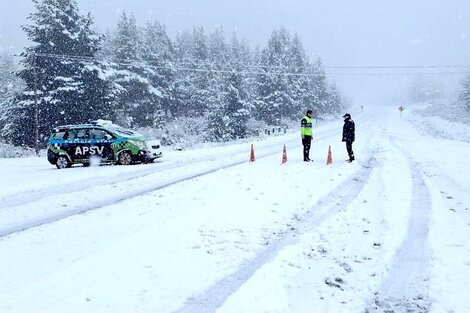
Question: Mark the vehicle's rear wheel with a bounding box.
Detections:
[56,156,70,169]
[118,151,132,165]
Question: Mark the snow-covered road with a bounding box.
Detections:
[0,105,468,313]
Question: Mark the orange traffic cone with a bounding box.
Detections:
[326,145,333,165]
[281,144,288,164]
[249,144,256,162]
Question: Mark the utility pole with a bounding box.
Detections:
[32,52,39,155]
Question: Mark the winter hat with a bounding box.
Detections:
[343,113,351,118]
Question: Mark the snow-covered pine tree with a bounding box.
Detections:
[208,27,229,68]
[109,12,153,127]
[189,26,211,117]
[8,0,114,148]
[324,82,343,115]
[224,34,252,139]
[204,28,230,141]
[171,30,193,118]
[207,27,229,109]
[286,34,310,120]
[229,34,253,102]
[113,13,140,62]
[172,26,211,118]
[223,71,250,139]
[0,54,25,140]
[206,65,250,141]
[206,107,227,142]
[0,55,20,105]
[307,58,329,116]
[459,73,470,112]
[205,31,253,141]
[138,20,175,126]
[79,13,119,124]
[246,44,261,113]
[172,27,210,117]
[254,28,293,125]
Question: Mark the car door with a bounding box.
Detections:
[88,128,115,161]
[66,128,90,162]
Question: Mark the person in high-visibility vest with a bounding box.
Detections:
[301,110,313,162]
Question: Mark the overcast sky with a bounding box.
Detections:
[1,0,470,104]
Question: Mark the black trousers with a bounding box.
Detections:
[302,137,312,160]
[346,140,354,159]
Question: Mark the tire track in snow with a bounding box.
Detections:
[173,154,379,313]
[0,139,296,210]
[366,148,432,312]
[419,163,470,225]
[0,161,176,209]
[0,143,296,239]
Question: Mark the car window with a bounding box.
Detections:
[67,129,88,140]
[51,131,66,140]
[89,129,111,139]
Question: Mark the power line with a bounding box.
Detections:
[324,64,470,69]
[325,71,470,76]
[32,52,470,77]
[34,52,470,69]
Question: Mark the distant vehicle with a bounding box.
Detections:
[47,120,162,169]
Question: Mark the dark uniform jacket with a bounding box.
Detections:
[342,117,355,142]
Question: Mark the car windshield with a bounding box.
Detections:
[51,130,66,140]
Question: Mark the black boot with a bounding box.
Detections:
[303,152,310,162]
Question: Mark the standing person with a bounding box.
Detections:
[301,110,313,162]
[342,113,355,162]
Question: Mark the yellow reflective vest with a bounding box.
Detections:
[300,116,313,137]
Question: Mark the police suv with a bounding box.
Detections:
[47,120,162,169]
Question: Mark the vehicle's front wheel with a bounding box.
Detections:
[143,158,155,164]
[118,151,132,165]
[56,156,70,169]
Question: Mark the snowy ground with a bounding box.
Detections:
[0,105,468,313]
